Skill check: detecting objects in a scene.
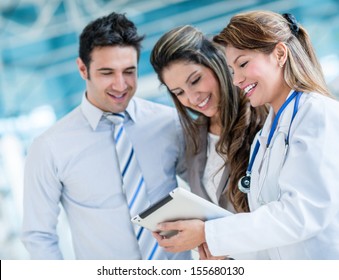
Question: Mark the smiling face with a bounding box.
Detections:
[77,45,138,113]
[225,44,291,113]
[162,61,221,120]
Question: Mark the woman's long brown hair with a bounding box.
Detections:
[151,25,268,212]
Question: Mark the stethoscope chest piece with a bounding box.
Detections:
[238,175,251,194]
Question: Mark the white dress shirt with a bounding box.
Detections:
[202,133,225,205]
[205,91,339,259]
[22,94,190,260]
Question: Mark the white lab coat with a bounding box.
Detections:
[205,91,339,259]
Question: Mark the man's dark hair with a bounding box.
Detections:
[79,12,144,71]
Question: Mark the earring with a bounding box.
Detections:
[279,63,284,68]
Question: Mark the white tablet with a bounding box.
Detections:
[131,187,232,237]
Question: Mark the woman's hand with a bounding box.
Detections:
[198,242,228,260]
[152,219,205,252]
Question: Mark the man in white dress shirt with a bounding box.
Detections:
[22,12,190,260]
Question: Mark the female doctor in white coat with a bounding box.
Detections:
[154,11,339,259]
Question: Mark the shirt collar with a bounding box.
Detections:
[80,93,137,130]
[125,97,137,123]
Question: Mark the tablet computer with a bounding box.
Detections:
[131,187,232,237]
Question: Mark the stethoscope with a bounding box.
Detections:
[238,90,303,194]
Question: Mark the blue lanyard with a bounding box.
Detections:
[246,91,302,175]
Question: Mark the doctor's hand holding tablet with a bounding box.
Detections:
[131,187,232,259]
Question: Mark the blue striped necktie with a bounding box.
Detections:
[104,112,166,260]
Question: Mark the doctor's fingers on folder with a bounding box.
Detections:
[198,243,227,260]
[153,219,206,252]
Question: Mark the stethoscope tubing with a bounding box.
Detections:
[238,91,303,194]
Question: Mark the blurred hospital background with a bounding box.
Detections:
[1,0,339,259]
